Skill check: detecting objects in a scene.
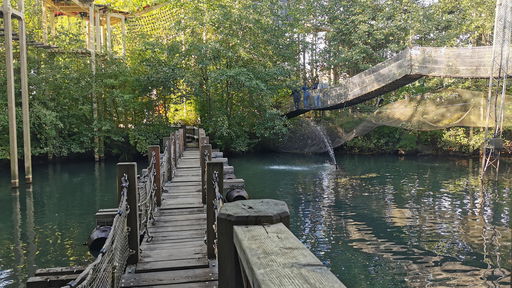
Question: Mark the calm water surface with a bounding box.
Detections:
[0,155,510,287]
[230,153,511,288]
[0,161,118,287]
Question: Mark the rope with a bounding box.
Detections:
[68,174,131,288]
[138,151,158,243]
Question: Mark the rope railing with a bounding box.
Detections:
[138,151,158,243]
[65,174,131,288]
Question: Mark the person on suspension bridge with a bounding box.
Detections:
[292,88,301,110]
[302,84,311,108]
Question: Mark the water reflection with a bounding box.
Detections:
[0,161,118,287]
[230,154,511,288]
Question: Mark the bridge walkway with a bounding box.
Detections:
[121,148,218,287]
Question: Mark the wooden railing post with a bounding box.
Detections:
[200,143,212,204]
[181,125,186,154]
[170,133,175,179]
[206,160,223,259]
[217,199,290,288]
[173,132,179,168]
[117,162,139,264]
[148,145,162,207]
[163,137,170,182]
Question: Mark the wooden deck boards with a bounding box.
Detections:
[121,149,218,287]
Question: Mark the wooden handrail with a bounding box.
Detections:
[234,223,346,288]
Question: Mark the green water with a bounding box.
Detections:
[229,153,511,288]
[0,155,510,288]
[0,161,118,287]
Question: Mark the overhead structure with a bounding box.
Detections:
[481,0,511,176]
[1,0,32,188]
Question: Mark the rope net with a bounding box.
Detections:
[126,4,176,38]
[280,89,511,153]
[68,174,131,288]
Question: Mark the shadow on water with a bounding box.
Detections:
[229,153,511,288]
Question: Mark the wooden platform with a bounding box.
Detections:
[121,149,218,287]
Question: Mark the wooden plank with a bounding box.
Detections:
[157,207,205,214]
[233,223,346,288]
[140,246,206,262]
[141,240,205,251]
[139,281,218,288]
[149,236,205,245]
[136,258,210,273]
[157,214,206,221]
[121,268,217,287]
[27,274,78,288]
[34,266,84,276]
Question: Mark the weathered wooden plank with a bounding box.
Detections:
[157,214,206,221]
[140,240,205,251]
[121,268,217,287]
[157,207,205,214]
[149,224,206,233]
[233,223,346,288]
[150,236,205,245]
[140,246,206,262]
[34,266,84,276]
[138,281,218,288]
[136,258,210,273]
[27,274,78,288]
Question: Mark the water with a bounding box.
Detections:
[229,153,511,288]
[0,160,119,287]
[310,121,337,167]
[0,155,510,288]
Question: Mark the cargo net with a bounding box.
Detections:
[67,174,131,288]
[280,89,511,153]
[126,4,176,37]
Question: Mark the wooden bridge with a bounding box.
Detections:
[285,46,512,118]
[27,127,346,288]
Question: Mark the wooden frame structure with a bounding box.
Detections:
[1,0,32,188]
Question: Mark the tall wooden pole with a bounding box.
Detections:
[3,0,19,188]
[41,1,48,44]
[106,14,112,52]
[121,16,126,57]
[19,0,32,184]
[89,6,100,161]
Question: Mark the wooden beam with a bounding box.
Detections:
[234,223,346,288]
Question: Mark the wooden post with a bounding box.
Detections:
[163,137,170,182]
[217,199,290,288]
[200,144,212,204]
[174,133,181,167]
[4,0,19,188]
[170,134,176,179]
[41,1,48,44]
[106,14,112,52]
[181,125,186,152]
[206,160,223,259]
[117,163,139,264]
[95,9,101,52]
[19,0,32,184]
[121,16,126,57]
[148,146,162,207]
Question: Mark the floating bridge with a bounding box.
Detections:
[27,127,346,288]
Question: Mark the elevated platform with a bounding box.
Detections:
[285,46,511,118]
